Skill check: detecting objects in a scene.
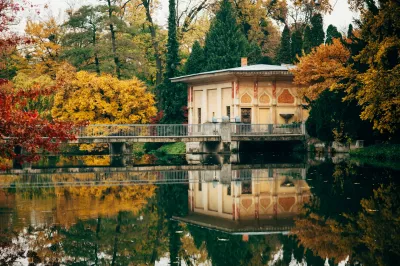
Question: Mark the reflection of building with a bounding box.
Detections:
[182,168,310,233]
[172,59,309,124]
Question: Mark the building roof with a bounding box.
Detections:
[170,64,295,83]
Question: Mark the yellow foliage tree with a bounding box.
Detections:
[24,18,62,77]
[52,64,157,124]
[291,39,351,100]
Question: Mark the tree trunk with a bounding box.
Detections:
[92,27,101,75]
[94,217,101,265]
[142,0,162,85]
[111,212,122,266]
[107,0,121,79]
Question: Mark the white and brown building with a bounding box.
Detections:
[171,58,308,125]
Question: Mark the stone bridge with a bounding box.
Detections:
[73,123,306,154]
[0,163,306,188]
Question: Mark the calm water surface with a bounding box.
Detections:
[0,153,399,265]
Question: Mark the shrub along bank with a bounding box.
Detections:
[350,144,400,161]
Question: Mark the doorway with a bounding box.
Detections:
[241,108,251,124]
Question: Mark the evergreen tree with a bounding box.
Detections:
[157,0,187,123]
[203,0,249,71]
[277,24,292,64]
[347,24,354,39]
[248,42,262,65]
[291,28,303,62]
[325,24,342,44]
[303,25,312,54]
[310,14,325,48]
[184,41,205,74]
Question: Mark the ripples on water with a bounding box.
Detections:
[0,153,399,265]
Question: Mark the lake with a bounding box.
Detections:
[0,153,399,265]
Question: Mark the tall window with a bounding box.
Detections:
[226,106,231,118]
[198,108,201,124]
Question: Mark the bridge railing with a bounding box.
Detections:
[231,123,303,135]
[77,124,220,138]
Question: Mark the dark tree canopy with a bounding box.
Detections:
[303,25,312,54]
[203,0,249,71]
[291,28,303,62]
[277,24,292,64]
[158,0,187,123]
[184,41,205,75]
[325,24,342,44]
[310,14,325,48]
[347,23,354,39]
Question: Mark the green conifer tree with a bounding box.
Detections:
[347,24,354,39]
[310,14,325,48]
[303,25,312,54]
[291,28,303,62]
[203,0,249,71]
[277,24,292,64]
[325,24,342,44]
[157,0,187,123]
[185,41,205,74]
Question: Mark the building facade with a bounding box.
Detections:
[172,59,309,125]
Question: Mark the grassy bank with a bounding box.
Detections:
[156,142,186,154]
[132,142,186,156]
[350,144,400,161]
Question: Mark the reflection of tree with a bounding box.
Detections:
[157,184,188,265]
[353,184,400,266]
[293,161,400,265]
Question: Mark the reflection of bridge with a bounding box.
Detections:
[0,163,306,188]
[73,123,305,153]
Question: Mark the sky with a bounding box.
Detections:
[23,0,359,33]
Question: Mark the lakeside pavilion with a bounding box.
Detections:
[171,58,309,125]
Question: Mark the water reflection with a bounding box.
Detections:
[0,154,399,265]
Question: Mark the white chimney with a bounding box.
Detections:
[241,57,248,67]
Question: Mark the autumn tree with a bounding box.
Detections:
[23,18,63,77]
[325,24,342,44]
[0,0,78,168]
[203,0,249,71]
[277,24,292,64]
[294,0,400,135]
[52,64,157,124]
[344,0,400,134]
[233,0,281,60]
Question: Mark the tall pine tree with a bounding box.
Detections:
[303,25,312,54]
[185,41,205,74]
[325,24,342,44]
[310,14,325,48]
[277,24,292,64]
[347,24,354,39]
[291,28,303,62]
[203,0,249,71]
[157,0,187,123]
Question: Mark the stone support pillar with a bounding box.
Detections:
[188,85,193,124]
[233,79,240,121]
[217,87,222,119]
[202,88,207,123]
[272,79,277,124]
[203,182,208,212]
[253,79,258,124]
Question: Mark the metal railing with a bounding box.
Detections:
[77,123,220,138]
[74,123,304,138]
[231,123,303,135]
